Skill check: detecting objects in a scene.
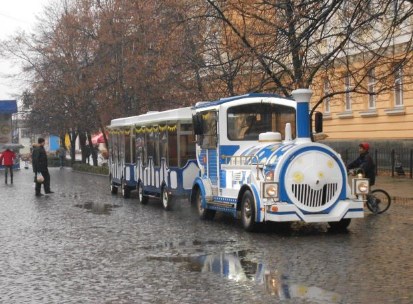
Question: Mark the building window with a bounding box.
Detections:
[323,79,331,113]
[368,68,376,109]
[394,65,403,107]
[344,74,352,111]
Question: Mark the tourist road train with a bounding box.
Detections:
[108,89,369,231]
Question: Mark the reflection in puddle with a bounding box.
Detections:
[147,250,341,303]
[74,201,118,215]
[141,239,235,251]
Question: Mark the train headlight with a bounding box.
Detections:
[353,179,369,195]
[263,183,278,198]
[358,182,369,193]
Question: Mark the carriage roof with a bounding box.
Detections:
[193,93,293,109]
[109,107,193,128]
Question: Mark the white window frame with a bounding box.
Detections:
[323,79,331,113]
[344,75,352,111]
[368,68,376,109]
[394,65,403,107]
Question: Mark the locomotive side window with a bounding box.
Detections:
[180,123,196,166]
[199,111,217,149]
[227,103,296,140]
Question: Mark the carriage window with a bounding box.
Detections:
[180,133,196,166]
[124,132,131,163]
[200,111,217,149]
[146,129,160,166]
[159,130,168,164]
[135,134,145,164]
[119,133,125,163]
[227,103,296,140]
[168,130,178,167]
[131,135,136,163]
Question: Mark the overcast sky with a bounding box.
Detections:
[0,0,49,100]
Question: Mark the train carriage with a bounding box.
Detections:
[108,107,199,210]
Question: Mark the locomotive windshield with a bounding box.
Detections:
[227,103,296,141]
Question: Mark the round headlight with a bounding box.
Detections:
[266,185,277,197]
[358,182,368,193]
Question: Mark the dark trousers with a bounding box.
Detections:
[35,169,51,194]
[4,165,13,183]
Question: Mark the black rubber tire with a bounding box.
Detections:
[241,190,258,232]
[161,188,173,211]
[367,189,391,214]
[137,182,148,205]
[328,218,351,230]
[195,188,215,220]
[110,175,118,195]
[121,180,131,199]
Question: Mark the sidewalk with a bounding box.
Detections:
[374,175,413,204]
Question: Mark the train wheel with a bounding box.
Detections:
[121,180,131,198]
[195,189,215,220]
[161,188,173,211]
[137,182,148,205]
[241,190,258,232]
[110,175,118,195]
[328,218,351,231]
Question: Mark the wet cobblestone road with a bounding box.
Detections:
[0,168,412,304]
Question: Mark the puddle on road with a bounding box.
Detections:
[147,250,341,303]
[141,239,235,251]
[74,201,119,215]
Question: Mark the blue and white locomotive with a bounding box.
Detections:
[108,89,369,231]
[190,89,368,231]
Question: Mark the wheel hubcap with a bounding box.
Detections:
[244,199,252,219]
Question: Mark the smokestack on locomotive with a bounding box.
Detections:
[292,88,312,142]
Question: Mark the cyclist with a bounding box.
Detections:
[347,142,375,186]
[347,142,380,213]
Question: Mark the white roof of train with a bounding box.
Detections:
[109,107,193,128]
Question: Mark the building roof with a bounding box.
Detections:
[0,100,18,114]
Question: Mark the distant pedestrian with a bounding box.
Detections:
[32,138,54,196]
[84,145,91,164]
[0,148,16,184]
[57,145,66,168]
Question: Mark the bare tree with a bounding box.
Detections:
[204,0,413,111]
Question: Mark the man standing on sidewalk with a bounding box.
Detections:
[0,148,16,184]
[32,138,54,196]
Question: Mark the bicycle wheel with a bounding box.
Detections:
[367,189,391,214]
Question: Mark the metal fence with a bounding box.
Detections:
[333,147,413,178]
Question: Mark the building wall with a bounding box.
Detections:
[311,63,413,141]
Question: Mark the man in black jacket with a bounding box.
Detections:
[32,138,54,196]
[347,142,376,186]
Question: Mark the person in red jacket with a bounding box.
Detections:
[0,148,16,184]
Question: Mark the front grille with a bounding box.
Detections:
[291,183,338,208]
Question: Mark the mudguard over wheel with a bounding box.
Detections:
[137,182,148,204]
[241,190,258,232]
[194,188,215,220]
[328,218,351,230]
[161,188,173,211]
[367,189,391,214]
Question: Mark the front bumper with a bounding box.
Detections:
[263,199,364,223]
